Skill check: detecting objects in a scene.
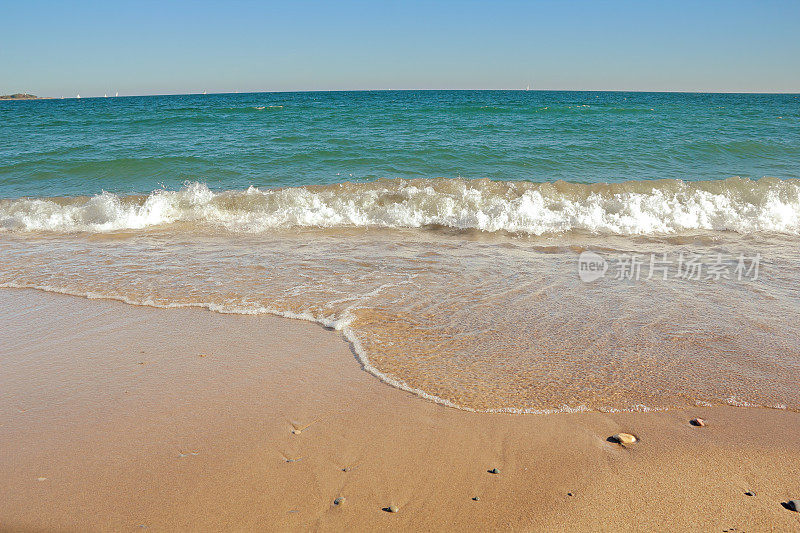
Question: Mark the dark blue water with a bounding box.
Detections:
[1,91,798,198]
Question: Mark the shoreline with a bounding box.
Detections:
[1,288,799,530]
[7,280,796,418]
[0,95,52,101]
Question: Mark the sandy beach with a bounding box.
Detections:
[1,288,799,531]
[4,0,800,530]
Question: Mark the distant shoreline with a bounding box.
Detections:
[2,89,799,101]
[0,93,50,101]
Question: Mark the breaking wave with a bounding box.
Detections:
[1,177,799,235]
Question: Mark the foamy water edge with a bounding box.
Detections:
[2,177,799,236]
[1,282,791,415]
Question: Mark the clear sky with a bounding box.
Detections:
[1,0,798,96]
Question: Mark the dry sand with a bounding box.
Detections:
[1,288,799,531]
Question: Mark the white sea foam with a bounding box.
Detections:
[1,178,799,235]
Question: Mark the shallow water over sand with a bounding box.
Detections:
[2,218,798,413]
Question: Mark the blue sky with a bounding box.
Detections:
[1,0,798,96]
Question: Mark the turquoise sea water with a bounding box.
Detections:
[1,91,799,414]
[1,90,799,198]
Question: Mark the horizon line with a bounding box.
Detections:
[5,88,800,100]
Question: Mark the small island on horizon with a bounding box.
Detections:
[0,93,41,100]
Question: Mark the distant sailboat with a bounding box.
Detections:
[76,94,81,99]
[526,84,531,91]
[115,92,119,97]
[104,93,108,98]
[203,90,207,95]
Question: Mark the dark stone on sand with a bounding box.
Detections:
[567,492,574,497]
[784,500,799,512]
[334,497,345,506]
[385,505,399,513]
[472,496,480,501]
[690,418,706,427]
[744,491,755,496]
[488,468,500,474]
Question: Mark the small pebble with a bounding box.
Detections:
[787,500,799,512]
[690,418,706,427]
[291,428,301,435]
[388,505,399,513]
[334,497,345,506]
[567,492,574,497]
[610,433,637,445]
[744,491,755,497]
[488,468,500,474]
[472,496,480,501]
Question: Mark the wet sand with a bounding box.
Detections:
[1,288,799,531]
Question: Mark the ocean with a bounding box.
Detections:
[1,90,799,413]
